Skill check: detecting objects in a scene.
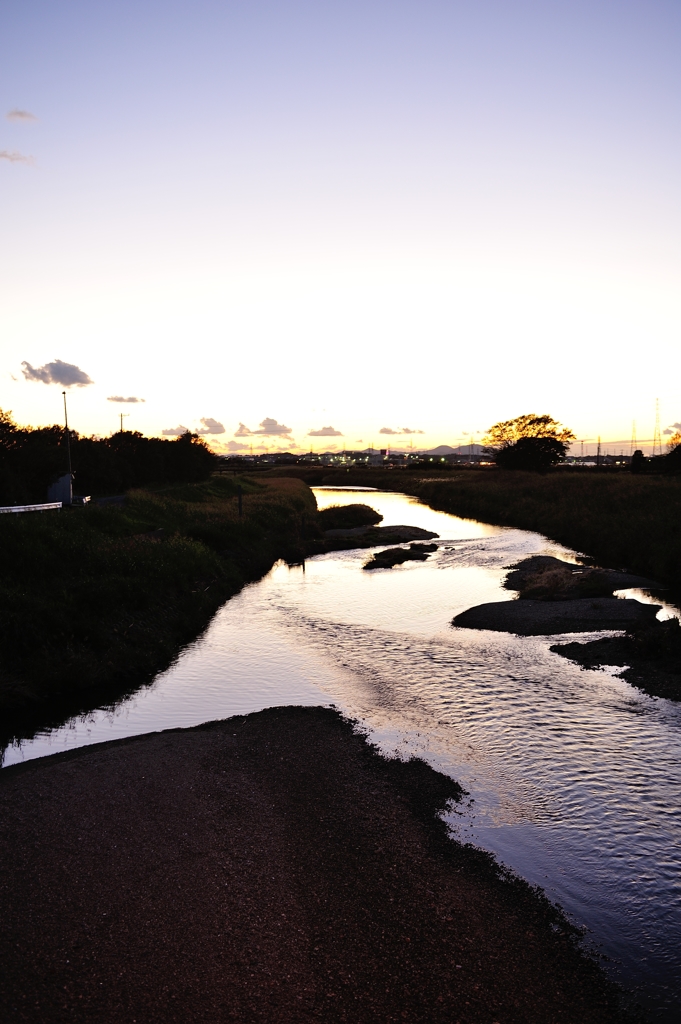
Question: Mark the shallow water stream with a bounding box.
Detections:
[4,488,681,1019]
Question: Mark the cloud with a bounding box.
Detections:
[308,425,342,437]
[235,417,292,437]
[6,109,37,122]
[107,395,145,404]
[162,425,189,436]
[663,422,681,435]
[1,150,33,164]
[197,417,225,435]
[379,426,424,435]
[226,440,250,451]
[21,359,93,387]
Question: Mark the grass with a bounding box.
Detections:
[406,471,681,589]
[317,503,383,530]
[0,475,315,732]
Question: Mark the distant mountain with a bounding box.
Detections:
[423,445,456,455]
[423,444,485,455]
[345,443,487,456]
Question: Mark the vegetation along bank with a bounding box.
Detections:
[0,475,315,732]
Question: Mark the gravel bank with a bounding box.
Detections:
[0,707,627,1023]
[453,596,660,635]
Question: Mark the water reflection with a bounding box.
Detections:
[3,487,680,1019]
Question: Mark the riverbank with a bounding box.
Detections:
[0,476,315,732]
[0,706,630,1024]
[265,468,681,590]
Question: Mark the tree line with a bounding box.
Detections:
[483,414,681,473]
[0,410,217,505]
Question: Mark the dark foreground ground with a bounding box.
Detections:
[0,707,630,1024]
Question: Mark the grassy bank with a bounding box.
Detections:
[0,475,315,730]
[267,467,681,590]
[407,471,681,589]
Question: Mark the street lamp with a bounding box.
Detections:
[62,391,72,480]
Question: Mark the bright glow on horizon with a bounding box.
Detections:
[1,1,680,452]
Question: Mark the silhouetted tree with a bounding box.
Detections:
[0,410,218,503]
[665,435,681,474]
[483,413,574,472]
[494,436,569,471]
[630,449,647,474]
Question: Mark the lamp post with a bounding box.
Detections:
[62,391,72,480]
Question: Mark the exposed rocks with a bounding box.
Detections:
[364,543,438,571]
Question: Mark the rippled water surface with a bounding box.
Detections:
[4,488,680,1018]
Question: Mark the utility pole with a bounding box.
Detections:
[653,399,662,457]
[120,412,129,433]
[596,435,601,468]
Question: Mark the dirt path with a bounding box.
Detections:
[0,707,626,1023]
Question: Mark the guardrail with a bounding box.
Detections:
[0,502,62,515]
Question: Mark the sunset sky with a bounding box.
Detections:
[1,0,680,453]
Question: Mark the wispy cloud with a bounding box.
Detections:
[308,425,342,437]
[22,359,93,387]
[197,417,225,435]
[162,425,189,436]
[6,109,37,122]
[235,417,292,437]
[379,426,425,435]
[107,395,145,403]
[663,422,681,435]
[0,150,34,164]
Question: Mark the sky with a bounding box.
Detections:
[1,0,680,454]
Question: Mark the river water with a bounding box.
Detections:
[3,488,680,1019]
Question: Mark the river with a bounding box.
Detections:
[3,487,680,1019]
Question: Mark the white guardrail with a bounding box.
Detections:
[0,502,63,514]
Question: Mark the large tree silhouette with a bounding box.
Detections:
[483,413,574,471]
